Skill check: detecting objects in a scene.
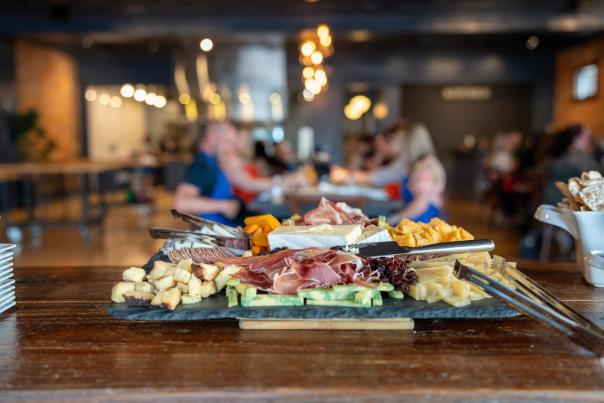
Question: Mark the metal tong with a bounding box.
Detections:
[170,209,246,238]
[454,261,604,356]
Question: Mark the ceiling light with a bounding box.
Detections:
[84,89,97,102]
[200,38,213,52]
[317,24,330,38]
[239,92,251,105]
[526,35,540,50]
[300,41,316,57]
[209,93,221,105]
[178,93,191,104]
[314,69,327,86]
[350,30,371,42]
[145,92,157,106]
[310,51,323,65]
[305,79,321,95]
[120,84,134,98]
[302,89,315,102]
[269,92,281,104]
[319,35,332,48]
[110,96,122,108]
[155,95,167,108]
[133,88,147,102]
[303,66,315,80]
[372,101,389,120]
[99,93,111,106]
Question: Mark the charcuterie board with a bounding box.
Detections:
[109,294,519,329]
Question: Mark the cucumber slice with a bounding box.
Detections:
[235,283,257,299]
[354,288,380,305]
[388,290,404,299]
[332,284,361,300]
[374,283,395,292]
[226,287,239,307]
[298,288,338,301]
[226,278,241,287]
[241,294,304,307]
[372,293,383,306]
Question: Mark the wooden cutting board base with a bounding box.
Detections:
[238,318,414,330]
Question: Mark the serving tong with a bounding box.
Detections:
[454,261,604,356]
[170,209,246,238]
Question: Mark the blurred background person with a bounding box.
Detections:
[332,120,445,222]
[174,122,305,225]
[541,124,600,206]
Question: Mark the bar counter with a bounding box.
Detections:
[1,263,603,401]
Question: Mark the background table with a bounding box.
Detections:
[1,263,604,401]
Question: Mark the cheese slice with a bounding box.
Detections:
[357,226,392,244]
[268,224,363,250]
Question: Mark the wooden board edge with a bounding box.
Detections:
[238,318,415,330]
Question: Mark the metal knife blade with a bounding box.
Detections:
[357,239,495,257]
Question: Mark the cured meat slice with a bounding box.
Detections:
[301,198,371,226]
[272,270,316,295]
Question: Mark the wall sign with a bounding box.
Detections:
[441,86,492,101]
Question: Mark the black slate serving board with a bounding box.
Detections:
[109,294,521,321]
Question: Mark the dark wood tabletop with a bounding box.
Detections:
[1,263,604,402]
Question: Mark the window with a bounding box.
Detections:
[573,64,599,101]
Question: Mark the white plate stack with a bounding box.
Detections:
[0,244,16,314]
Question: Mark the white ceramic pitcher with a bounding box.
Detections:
[535,205,604,286]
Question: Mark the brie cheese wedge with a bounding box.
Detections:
[268,224,363,250]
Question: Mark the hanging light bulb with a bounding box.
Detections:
[200,38,213,52]
[300,41,316,57]
[133,87,147,102]
[303,66,315,80]
[314,69,327,86]
[120,84,134,98]
[310,51,323,65]
[317,24,330,38]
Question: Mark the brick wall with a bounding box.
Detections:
[14,39,80,160]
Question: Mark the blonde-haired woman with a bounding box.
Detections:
[331,120,446,223]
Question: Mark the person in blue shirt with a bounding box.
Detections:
[174,122,304,226]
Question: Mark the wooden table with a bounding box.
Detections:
[2,263,604,401]
[0,160,155,241]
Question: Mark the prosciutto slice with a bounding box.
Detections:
[301,198,371,226]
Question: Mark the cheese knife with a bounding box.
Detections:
[356,239,495,257]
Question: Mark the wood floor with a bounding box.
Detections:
[2,190,522,267]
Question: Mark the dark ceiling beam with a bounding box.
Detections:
[1,0,604,36]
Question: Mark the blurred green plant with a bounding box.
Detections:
[10,110,56,161]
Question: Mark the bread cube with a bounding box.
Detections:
[123,291,155,307]
[150,292,163,307]
[188,274,202,297]
[176,282,189,294]
[181,294,202,304]
[174,267,192,284]
[161,287,181,310]
[199,281,217,298]
[111,281,135,303]
[154,275,175,292]
[147,260,175,280]
[214,265,242,291]
[176,258,193,272]
[122,267,146,283]
[135,281,153,294]
[203,263,222,281]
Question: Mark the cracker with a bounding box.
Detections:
[579,183,604,212]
